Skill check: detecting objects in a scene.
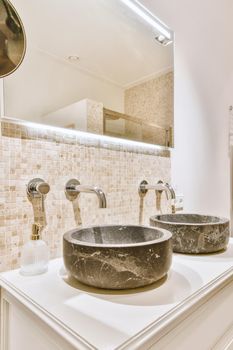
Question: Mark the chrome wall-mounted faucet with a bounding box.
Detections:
[65,178,107,208]
[138,179,176,213]
[27,178,50,229]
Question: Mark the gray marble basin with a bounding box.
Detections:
[63,225,172,289]
[150,214,230,254]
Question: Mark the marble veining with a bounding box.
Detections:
[63,225,172,289]
[150,214,230,254]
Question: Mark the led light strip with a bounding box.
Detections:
[119,0,172,40]
[1,117,171,151]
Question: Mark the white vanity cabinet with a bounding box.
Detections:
[2,279,233,350]
[1,246,233,350]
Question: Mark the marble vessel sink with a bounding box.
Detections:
[63,225,172,289]
[150,214,230,254]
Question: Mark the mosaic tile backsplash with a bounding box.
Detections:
[0,119,171,272]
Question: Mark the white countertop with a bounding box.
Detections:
[1,239,233,350]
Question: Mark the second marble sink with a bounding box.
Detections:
[150,214,230,254]
[63,225,172,289]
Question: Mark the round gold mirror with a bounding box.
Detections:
[0,0,26,77]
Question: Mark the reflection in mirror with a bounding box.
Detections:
[3,0,174,147]
[0,0,26,77]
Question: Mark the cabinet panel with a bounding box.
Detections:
[213,323,233,350]
[1,298,10,350]
[149,281,233,350]
[1,291,76,350]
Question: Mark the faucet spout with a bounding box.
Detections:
[139,181,166,193]
[65,179,107,208]
[139,180,170,196]
[75,185,107,208]
[164,183,176,213]
[164,183,176,200]
[138,179,176,214]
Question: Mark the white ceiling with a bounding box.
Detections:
[11,0,173,87]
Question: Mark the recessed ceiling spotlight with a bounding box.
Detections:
[67,55,80,61]
[155,34,172,46]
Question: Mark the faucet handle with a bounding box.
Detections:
[138,180,149,196]
[27,178,50,198]
[27,178,50,228]
[65,178,81,201]
[156,180,165,193]
[36,182,50,195]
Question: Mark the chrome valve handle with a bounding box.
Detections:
[27,178,50,198]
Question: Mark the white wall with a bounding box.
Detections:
[141,0,232,218]
[42,99,88,130]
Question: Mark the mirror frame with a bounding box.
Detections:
[0,0,27,78]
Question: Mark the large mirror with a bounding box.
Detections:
[2,0,174,147]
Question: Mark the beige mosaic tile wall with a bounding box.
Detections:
[125,71,174,146]
[87,99,104,134]
[0,119,171,272]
